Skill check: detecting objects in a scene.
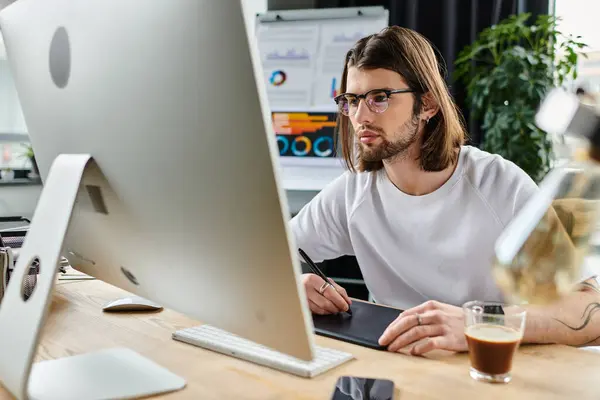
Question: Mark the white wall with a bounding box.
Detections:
[0,184,40,219]
[0,0,27,135]
[0,33,31,170]
[555,0,600,52]
[553,1,600,96]
[0,60,26,135]
[0,1,43,221]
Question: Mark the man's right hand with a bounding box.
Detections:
[302,273,352,315]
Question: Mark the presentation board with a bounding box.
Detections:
[255,6,389,177]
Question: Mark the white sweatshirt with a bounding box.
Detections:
[290,146,539,309]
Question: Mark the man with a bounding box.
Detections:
[291,26,600,355]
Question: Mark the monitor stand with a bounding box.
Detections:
[0,154,186,399]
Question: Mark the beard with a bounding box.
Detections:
[357,114,420,167]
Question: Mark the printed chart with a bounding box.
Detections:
[272,112,337,158]
[255,8,388,189]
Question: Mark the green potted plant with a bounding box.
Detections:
[454,13,587,182]
[0,167,14,181]
[19,143,39,178]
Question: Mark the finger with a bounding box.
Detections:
[310,290,341,314]
[387,324,444,352]
[410,336,448,356]
[309,299,328,315]
[308,275,347,313]
[400,300,442,318]
[379,314,420,346]
[309,276,345,313]
[328,278,352,305]
[322,283,350,312]
[382,310,444,347]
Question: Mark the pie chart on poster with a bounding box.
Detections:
[277,136,289,155]
[291,136,311,156]
[314,136,333,157]
[269,70,287,86]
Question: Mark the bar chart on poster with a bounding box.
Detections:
[255,7,389,190]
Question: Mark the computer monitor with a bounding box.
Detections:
[0,0,317,398]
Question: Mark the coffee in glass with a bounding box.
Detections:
[463,301,526,383]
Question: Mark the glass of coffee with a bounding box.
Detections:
[463,301,526,383]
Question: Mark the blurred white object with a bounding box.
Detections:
[535,89,581,137]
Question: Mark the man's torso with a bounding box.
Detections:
[291,146,538,309]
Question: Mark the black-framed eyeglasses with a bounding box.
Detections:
[334,88,415,116]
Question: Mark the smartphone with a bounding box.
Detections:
[330,376,395,400]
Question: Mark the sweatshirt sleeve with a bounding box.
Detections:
[289,172,354,263]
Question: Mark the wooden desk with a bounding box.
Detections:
[2,278,600,399]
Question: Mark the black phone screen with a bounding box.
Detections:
[330,376,394,400]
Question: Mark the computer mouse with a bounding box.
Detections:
[102,296,163,312]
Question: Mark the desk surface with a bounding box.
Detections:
[2,278,600,399]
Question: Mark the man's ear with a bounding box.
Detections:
[419,92,440,122]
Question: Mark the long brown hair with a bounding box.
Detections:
[336,26,467,172]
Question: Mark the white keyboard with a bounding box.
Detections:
[172,324,354,378]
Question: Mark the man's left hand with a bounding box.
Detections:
[378,300,468,355]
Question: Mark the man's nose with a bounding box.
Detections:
[354,100,374,125]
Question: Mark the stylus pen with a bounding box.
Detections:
[298,248,352,316]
